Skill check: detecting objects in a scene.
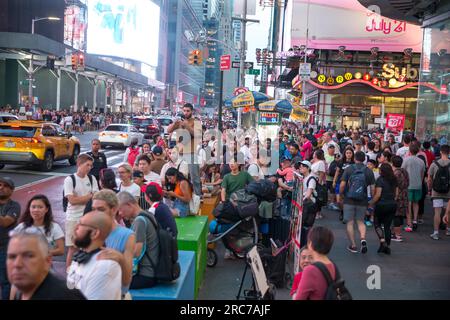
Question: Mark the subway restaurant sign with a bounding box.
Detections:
[310,63,419,89]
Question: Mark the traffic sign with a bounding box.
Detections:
[299,63,311,81]
[233,87,249,96]
[220,55,231,71]
[232,61,254,69]
[247,69,260,75]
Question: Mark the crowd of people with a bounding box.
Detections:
[1,102,449,300]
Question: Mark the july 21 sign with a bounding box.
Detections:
[384,113,405,143]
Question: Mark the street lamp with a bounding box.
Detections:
[28,16,60,108]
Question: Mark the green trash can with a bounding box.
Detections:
[175,216,208,299]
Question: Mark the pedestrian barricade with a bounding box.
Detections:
[129,250,195,300]
[175,215,208,299]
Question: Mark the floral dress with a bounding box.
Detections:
[394,167,409,217]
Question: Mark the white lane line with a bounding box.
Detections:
[15,176,62,191]
[0,169,70,177]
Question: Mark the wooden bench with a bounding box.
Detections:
[200,195,220,222]
[129,250,195,300]
[175,215,208,299]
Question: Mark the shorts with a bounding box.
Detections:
[173,199,190,217]
[408,189,422,202]
[343,204,367,223]
[65,219,79,246]
[432,198,449,208]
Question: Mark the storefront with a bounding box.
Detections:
[415,16,450,142]
[292,52,423,130]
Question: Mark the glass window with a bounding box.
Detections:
[0,126,36,137]
[105,125,128,132]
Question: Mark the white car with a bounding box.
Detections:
[0,113,18,123]
[99,124,144,148]
[157,116,175,136]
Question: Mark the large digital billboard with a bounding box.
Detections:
[87,0,160,66]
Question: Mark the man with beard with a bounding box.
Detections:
[168,103,202,196]
[66,211,122,300]
[0,177,20,300]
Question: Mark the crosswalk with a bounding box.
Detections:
[79,147,127,168]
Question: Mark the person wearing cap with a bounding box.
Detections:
[132,170,150,212]
[144,183,177,237]
[0,177,21,300]
[298,161,318,243]
[149,146,167,175]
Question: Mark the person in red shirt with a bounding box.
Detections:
[290,247,313,298]
[294,226,336,300]
[422,141,435,168]
[300,135,313,161]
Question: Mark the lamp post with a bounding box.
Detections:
[29,17,60,108]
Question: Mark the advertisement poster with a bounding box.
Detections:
[384,113,406,143]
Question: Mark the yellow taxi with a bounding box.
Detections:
[0,120,80,171]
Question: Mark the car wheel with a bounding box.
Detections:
[68,145,80,165]
[40,151,53,172]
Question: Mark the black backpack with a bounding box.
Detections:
[246,179,278,203]
[313,262,352,300]
[328,160,338,178]
[432,161,450,194]
[307,176,328,208]
[62,174,93,212]
[144,213,180,282]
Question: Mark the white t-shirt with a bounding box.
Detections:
[13,222,64,249]
[144,171,162,186]
[240,145,252,163]
[64,174,99,221]
[66,251,122,300]
[366,151,377,161]
[118,182,141,198]
[160,160,189,183]
[248,163,264,180]
[396,146,410,159]
[303,174,317,203]
[311,160,326,176]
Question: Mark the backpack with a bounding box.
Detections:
[63,174,93,212]
[213,201,240,224]
[307,176,328,208]
[138,213,180,282]
[189,193,201,215]
[328,160,338,178]
[313,262,352,300]
[229,189,259,219]
[246,179,278,203]
[127,147,141,166]
[345,165,367,201]
[432,161,450,194]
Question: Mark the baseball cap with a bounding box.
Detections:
[133,170,147,182]
[152,145,163,156]
[299,160,312,169]
[0,177,15,189]
[144,182,163,199]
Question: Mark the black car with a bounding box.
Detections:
[131,117,160,139]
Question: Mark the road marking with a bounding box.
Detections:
[15,175,62,191]
[0,169,70,177]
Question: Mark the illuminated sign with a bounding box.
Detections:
[317,74,326,83]
[327,76,335,85]
[354,72,362,79]
[381,63,418,80]
[259,112,280,125]
[336,75,344,83]
[344,72,353,81]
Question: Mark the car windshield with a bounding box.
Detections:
[105,125,128,132]
[132,118,153,126]
[0,126,36,137]
[159,119,173,126]
[0,116,17,123]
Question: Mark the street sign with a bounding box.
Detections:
[220,55,231,71]
[374,118,385,124]
[247,69,260,75]
[299,63,311,81]
[233,87,249,96]
[232,61,254,69]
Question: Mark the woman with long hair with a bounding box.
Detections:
[311,149,327,219]
[14,194,64,256]
[391,155,409,241]
[164,167,193,217]
[369,163,398,254]
[333,148,355,222]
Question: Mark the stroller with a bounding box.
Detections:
[207,191,260,267]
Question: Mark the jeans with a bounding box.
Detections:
[0,247,10,300]
[374,202,397,246]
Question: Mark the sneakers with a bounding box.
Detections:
[339,211,344,221]
[224,250,237,260]
[446,229,450,236]
[365,220,373,227]
[360,240,368,254]
[412,221,418,231]
[377,243,391,255]
[430,233,439,240]
[391,234,403,242]
[347,245,358,253]
[404,226,413,233]
[418,219,424,225]
[328,203,340,211]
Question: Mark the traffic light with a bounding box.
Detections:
[78,53,85,70]
[71,54,78,70]
[189,49,202,65]
[46,56,55,70]
[256,48,261,63]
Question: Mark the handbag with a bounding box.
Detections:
[189,193,201,215]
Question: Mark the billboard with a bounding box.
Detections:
[64,4,87,51]
[291,0,423,52]
[87,0,160,66]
